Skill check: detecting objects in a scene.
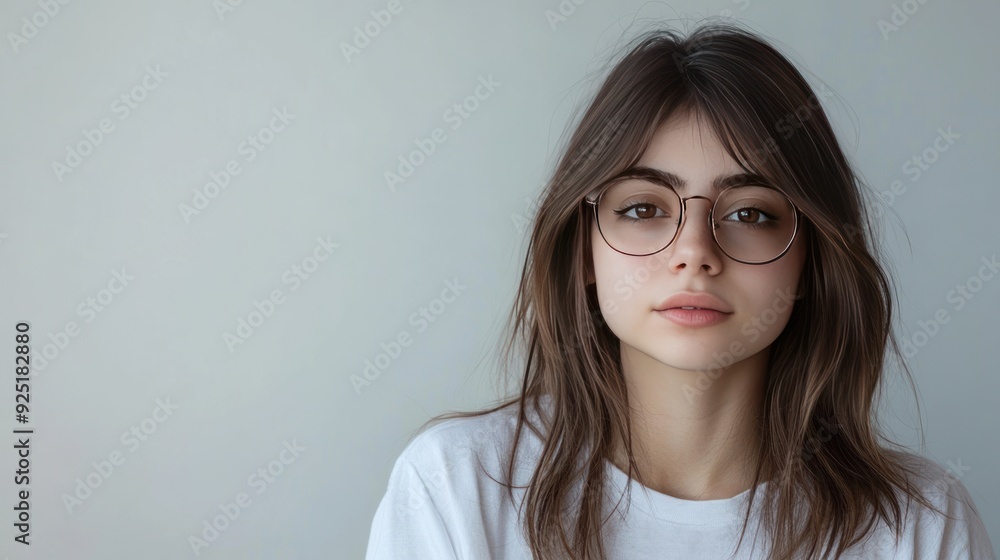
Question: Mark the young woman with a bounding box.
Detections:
[365,20,998,560]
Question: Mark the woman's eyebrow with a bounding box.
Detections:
[624,165,771,190]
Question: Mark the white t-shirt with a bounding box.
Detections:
[366,396,997,559]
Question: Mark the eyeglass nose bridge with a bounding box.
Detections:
[675,194,717,238]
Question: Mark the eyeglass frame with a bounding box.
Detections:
[583,169,802,265]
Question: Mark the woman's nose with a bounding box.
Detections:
[665,197,724,273]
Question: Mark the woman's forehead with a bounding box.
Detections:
[637,112,743,181]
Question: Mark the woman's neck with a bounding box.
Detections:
[611,343,771,500]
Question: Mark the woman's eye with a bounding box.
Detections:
[622,204,666,220]
[723,207,769,223]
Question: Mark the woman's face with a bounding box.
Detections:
[590,110,807,372]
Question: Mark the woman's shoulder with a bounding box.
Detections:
[890,450,987,516]
[366,397,555,559]
[393,394,553,477]
[856,450,997,559]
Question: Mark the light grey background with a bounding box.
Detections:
[0,0,997,558]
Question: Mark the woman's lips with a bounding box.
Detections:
[655,308,731,327]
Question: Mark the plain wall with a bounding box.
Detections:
[0,0,996,557]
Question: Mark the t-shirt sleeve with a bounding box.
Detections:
[912,474,998,560]
[364,436,461,560]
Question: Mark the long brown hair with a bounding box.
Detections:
[417,19,944,559]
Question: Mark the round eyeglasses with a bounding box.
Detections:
[585,171,801,265]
